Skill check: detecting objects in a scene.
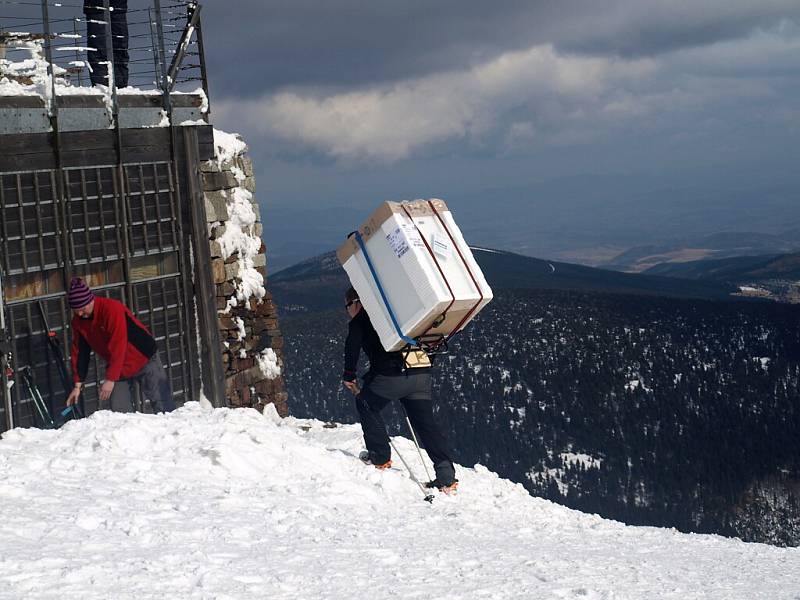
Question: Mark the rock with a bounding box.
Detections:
[252,254,266,268]
[211,258,225,283]
[202,170,238,191]
[209,240,222,258]
[204,190,230,222]
[200,160,221,173]
[224,261,240,280]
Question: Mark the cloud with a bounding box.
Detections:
[203,0,800,98]
[216,45,655,162]
[212,16,800,169]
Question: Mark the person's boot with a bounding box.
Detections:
[427,460,458,494]
[425,478,459,494]
[359,450,392,470]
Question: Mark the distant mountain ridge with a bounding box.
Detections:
[602,231,800,272]
[270,247,738,313]
[644,252,800,282]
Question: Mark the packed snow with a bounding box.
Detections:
[256,348,281,379]
[212,129,249,167]
[212,129,266,307]
[0,402,798,599]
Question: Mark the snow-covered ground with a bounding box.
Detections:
[0,403,798,599]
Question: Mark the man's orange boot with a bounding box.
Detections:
[359,450,392,470]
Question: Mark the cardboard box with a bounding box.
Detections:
[337,199,493,351]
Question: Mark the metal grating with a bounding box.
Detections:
[0,160,199,431]
[1,171,64,275]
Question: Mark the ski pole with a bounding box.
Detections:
[38,301,82,417]
[401,407,434,484]
[385,433,435,503]
[349,382,434,503]
[20,367,55,429]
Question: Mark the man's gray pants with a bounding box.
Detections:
[107,353,176,413]
[356,371,456,485]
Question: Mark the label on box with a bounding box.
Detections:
[431,232,450,259]
[403,222,425,250]
[387,227,410,259]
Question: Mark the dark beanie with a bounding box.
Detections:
[68,277,94,309]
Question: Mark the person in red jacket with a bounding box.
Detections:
[66,277,175,413]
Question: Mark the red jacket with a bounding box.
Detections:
[70,296,157,383]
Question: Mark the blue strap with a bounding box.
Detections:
[353,231,418,347]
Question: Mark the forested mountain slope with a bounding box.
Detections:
[282,289,800,545]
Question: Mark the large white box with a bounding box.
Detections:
[337,199,493,352]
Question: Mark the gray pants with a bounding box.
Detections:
[357,372,456,485]
[107,354,176,413]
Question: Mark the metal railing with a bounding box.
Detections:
[0,0,209,110]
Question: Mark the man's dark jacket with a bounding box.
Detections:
[342,309,408,382]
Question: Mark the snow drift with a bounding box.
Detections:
[0,403,797,599]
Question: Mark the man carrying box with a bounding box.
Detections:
[342,286,458,494]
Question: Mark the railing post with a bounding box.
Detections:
[152,0,173,121]
[40,0,59,132]
[193,3,211,118]
[167,3,201,94]
[148,7,163,90]
[73,19,82,87]
[102,0,119,124]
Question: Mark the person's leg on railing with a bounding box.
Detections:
[84,14,109,86]
[110,6,128,87]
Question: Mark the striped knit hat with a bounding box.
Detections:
[68,277,94,309]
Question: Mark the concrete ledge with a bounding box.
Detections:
[0,93,208,134]
[0,107,50,134]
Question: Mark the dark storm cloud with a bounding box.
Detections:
[203,0,800,258]
[202,0,800,98]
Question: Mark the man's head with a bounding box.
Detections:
[69,277,95,319]
[345,286,361,319]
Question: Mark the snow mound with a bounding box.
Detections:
[0,403,798,599]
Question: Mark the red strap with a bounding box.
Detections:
[400,204,455,346]
[426,200,484,341]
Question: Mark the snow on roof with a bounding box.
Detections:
[0,402,797,599]
[1,38,208,125]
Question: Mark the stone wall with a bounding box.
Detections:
[199,135,288,416]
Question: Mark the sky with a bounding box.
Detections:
[8,0,796,265]
[202,0,800,203]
